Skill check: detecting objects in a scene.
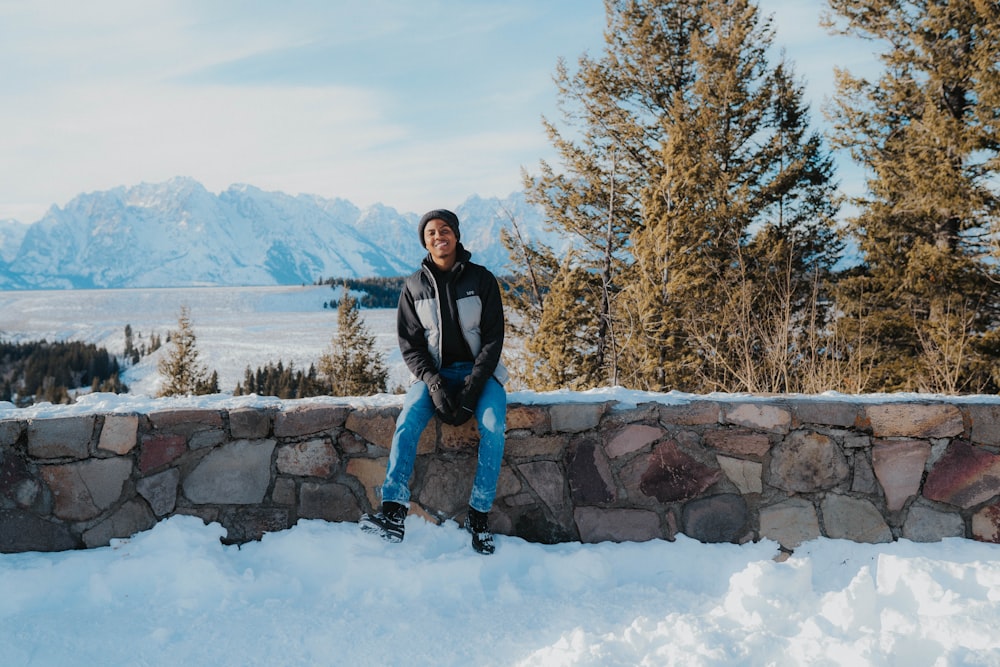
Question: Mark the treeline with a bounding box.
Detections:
[0,340,127,406]
[317,276,406,309]
[502,0,1000,396]
[232,290,391,399]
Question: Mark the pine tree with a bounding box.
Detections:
[157,306,215,397]
[629,3,841,393]
[515,0,840,393]
[318,285,388,396]
[827,0,1000,392]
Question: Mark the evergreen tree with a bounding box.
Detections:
[827,0,1000,392]
[318,285,388,396]
[516,0,840,393]
[157,306,215,397]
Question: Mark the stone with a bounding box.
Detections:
[821,494,892,543]
[902,504,964,542]
[724,402,791,434]
[218,507,291,543]
[636,440,722,503]
[27,416,95,460]
[842,434,872,449]
[40,457,133,522]
[182,439,276,505]
[518,460,569,516]
[274,404,349,437]
[657,401,721,426]
[504,433,569,459]
[769,430,849,493]
[417,457,477,516]
[495,465,522,500]
[139,434,187,474]
[865,403,963,439]
[703,429,771,458]
[0,420,23,446]
[851,453,879,495]
[0,508,77,553]
[276,438,338,478]
[967,404,1000,446]
[188,429,227,450]
[759,498,821,549]
[97,415,138,454]
[272,477,296,506]
[439,418,480,450]
[566,438,616,505]
[345,457,388,509]
[299,481,361,522]
[793,400,861,428]
[229,407,272,439]
[506,405,550,432]
[137,468,180,516]
[923,440,1000,509]
[605,424,664,459]
[549,403,607,433]
[682,494,749,544]
[1,451,40,508]
[147,409,224,434]
[345,407,435,454]
[716,455,763,494]
[872,439,931,511]
[574,507,663,543]
[971,503,1000,543]
[82,499,156,548]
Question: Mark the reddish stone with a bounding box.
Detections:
[924,440,1000,509]
[703,429,771,458]
[872,439,931,511]
[638,440,722,503]
[928,441,1000,505]
[605,424,664,458]
[972,503,1000,543]
[139,434,187,473]
[866,403,963,438]
[506,405,550,432]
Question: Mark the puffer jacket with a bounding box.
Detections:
[397,245,508,392]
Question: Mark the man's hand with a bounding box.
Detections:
[427,376,455,424]
[450,378,479,426]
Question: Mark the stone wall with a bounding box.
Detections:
[3,395,1000,554]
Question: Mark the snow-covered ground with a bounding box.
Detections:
[2,517,1000,666]
[3,286,1000,666]
[0,285,408,395]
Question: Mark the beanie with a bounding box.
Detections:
[418,209,461,247]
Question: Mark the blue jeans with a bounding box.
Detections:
[381,362,507,514]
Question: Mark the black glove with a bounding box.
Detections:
[427,375,456,424]
[450,377,480,426]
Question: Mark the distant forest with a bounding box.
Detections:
[318,275,523,310]
[318,276,405,309]
[0,340,127,406]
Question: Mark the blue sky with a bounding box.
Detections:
[0,0,878,223]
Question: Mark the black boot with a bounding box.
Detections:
[464,507,495,555]
[359,501,407,543]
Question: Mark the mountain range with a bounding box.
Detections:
[0,177,555,289]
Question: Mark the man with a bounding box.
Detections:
[359,208,508,554]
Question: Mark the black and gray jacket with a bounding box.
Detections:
[397,245,508,392]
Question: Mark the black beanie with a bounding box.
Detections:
[418,209,460,247]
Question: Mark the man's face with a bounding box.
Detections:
[423,218,457,265]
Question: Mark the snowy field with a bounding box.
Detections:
[3,287,1000,666]
[0,285,409,395]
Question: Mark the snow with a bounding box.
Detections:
[4,286,1000,665]
[3,517,1000,666]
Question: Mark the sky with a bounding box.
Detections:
[0,0,879,224]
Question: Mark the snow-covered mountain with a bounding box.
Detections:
[0,178,555,289]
